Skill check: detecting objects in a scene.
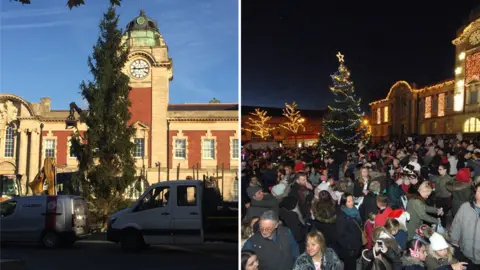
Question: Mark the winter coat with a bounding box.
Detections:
[359,193,378,223]
[289,183,314,219]
[446,180,472,217]
[406,197,438,241]
[246,194,279,220]
[375,206,393,227]
[388,183,406,210]
[292,248,344,270]
[354,178,370,198]
[335,209,363,255]
[359,242,403,270]
[450,201,480,264]
[432,174,452,198]
[401,256,425,270]
[279,208,307,244]
[308,172,321,186]
[307,216,339,251]
[425,246,457,270]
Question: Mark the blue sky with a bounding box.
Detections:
[0,0,238,109]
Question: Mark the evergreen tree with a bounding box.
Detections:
[71,5,135,222]
[319,52,369,151]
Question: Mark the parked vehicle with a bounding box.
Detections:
[107,179,237,251]
[0,195,89,248]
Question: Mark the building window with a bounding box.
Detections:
[4,126,15,158]
[174,139,186,159]
[383,107,388,123]
[463,117,480,133]
[430,121,437,134]
[438,93,445,117]
[231,139,239,159]
[445,119,453,133]
[376,108,381,124]
[134,138,144,158]
[432,96,438,113]
[45,139,55,158]
[202,139,215,159]
[446,95,453,110]
[69,142,76,158]
[232,178,238,201]
[469,89,478,104]
[425,96,432,119]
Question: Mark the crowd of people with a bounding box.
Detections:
[240,135,480,270]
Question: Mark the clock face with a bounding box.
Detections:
[469,30,480,46]
[130,59,149,79]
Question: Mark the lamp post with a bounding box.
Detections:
[155,161,161,183]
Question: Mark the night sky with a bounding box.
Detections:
[242,1,480,112]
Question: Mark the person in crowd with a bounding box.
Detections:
[448,152,458,177]
[289,172,315,219]
[241,250,259,270]
[293,230,344,270]
[241,219,254,247]
[406,182,442,241]
[278,196,307,253]
[336,192,363,270]
[354,166,371,198]
[245,185,279,221]
[387,170,406,210]
[359,180,381,223]
[401,240,428,270]
[243,210,299,270]
[384,218,407,250]
[434,164,453,228]
[327,156,340,181]
[446,167,473,217]
[425,233,464,270]
[450,182,480,269]
[309,166,321,187]
[359,236,402,270]
[375,194,393,227]
[308,191,338,251]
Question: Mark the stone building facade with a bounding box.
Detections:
[0,11,239,201]
[370,9,480,142]
[241,106,325,147]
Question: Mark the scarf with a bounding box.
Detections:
[342,206,361,222]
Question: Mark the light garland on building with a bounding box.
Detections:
[376,108,381,124]
[438,93,445,117]
[383,106,388,123]
[425,96,432,119]
[466,52,480,83]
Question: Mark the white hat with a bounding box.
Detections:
[271,183,286,197]
[467,145,474,152]
[408,162,421,172]
[429,233,449,251]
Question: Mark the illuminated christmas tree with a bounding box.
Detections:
[319,52,369,151]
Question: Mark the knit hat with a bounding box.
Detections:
[429,233,449,251]
[456,168,471,183]
[247,186,262,199]
[271,183,287,197]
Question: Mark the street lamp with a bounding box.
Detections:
[155,161,161,182]
[363,119,369,125]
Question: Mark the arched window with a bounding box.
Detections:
[4,126,15,158]
[463,117,480,133]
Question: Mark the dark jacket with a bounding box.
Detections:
[279,208,307,244]
[401,256,425,270]
[360,239,403,270]
[246,194,279,221]
[243,226,299,270]
[446,180,473,217]
[388,182,406,210]
[335,209,363,256]
[292,248,344,270]
[359,193,378,223]
[289,183,314,219]
[353,178,370,198]
[307,216,338,251]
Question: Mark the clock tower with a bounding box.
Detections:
[122,10,173,169]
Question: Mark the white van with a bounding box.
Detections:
[0,195,89,248]
[107,180,204,251]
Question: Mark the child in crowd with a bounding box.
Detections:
[384,218,407,250]
[425,233,459,270]
[375,194,393,227]
[365,212,376,249]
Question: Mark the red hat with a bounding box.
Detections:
[456,168,471,183]
[387,209,404,219]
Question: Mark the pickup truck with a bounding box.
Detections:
[107,179,237,251]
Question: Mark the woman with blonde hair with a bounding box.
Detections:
[406,182,443,240]
[293,230,343,270]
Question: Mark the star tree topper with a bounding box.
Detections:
[336,52,345,63]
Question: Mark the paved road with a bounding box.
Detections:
[1,240,237,270]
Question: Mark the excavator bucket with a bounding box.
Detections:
[28,157,56,195]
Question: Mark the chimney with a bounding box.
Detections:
[40,97,51,112]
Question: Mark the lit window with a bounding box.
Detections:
[425,96,432,119]
[134,138,144,158]
[438,93,445,117]
[174,139,186,159]
[376,108,381,124]
[231,139,239,159]
[202,139,215,159]
[4,126,15,158]
[383,107,388,123]
[463,117,480,133]
[45,139,55,158]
